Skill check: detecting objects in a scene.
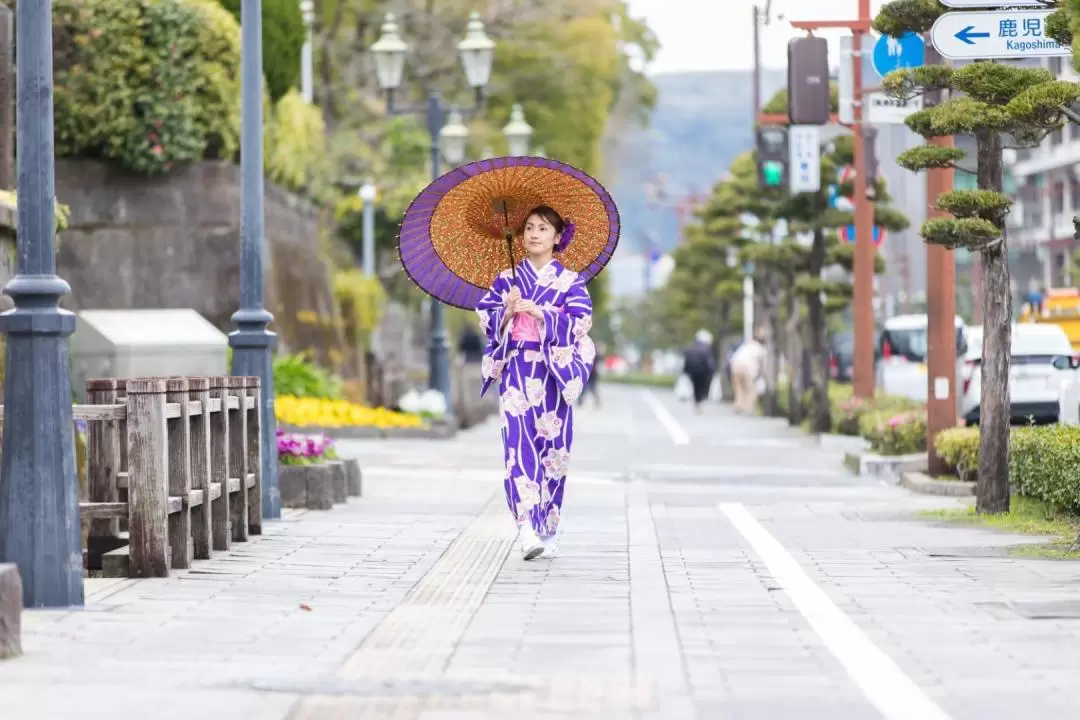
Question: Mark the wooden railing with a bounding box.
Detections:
[2,376,262,578]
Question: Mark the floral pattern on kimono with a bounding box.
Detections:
[475,259,595,538]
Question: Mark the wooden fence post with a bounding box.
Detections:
[227,377,249,543]
[125,378,169,578]
[244,376,262,536]
[187,377,212,560]
[165,378,193,570]
[208,376,231,551]
[85,379,120,540]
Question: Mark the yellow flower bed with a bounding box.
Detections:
[275,396,427,429]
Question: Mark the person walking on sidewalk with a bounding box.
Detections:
[476,206,597,561]
[682,330,717,413]
[731,328,767,414]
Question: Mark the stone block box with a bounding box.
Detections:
[344,458,362,497]
[328,461,347,504]
[280,464,335,511]
[0,563,22,660]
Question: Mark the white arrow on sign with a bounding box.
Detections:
[931,10,1070,60]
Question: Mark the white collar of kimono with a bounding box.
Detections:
[520,257,558,278]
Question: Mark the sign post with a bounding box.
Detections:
[789,125,821,194]
[931,9,1069,60]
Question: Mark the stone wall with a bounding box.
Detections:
[52,160,345,370]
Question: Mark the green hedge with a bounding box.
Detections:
[53,0,243,174]
[936,426,1080,513]
[602,373,678,388]
[218,0,305,102]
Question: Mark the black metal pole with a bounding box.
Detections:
[425,93,453,419]
[0,0,84,607]
[229,0,280,520]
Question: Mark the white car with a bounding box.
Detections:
[1052,348,1080,425]
[875,314,968,406]
[961,323,1072,425]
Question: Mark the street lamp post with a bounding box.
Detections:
[230,0,279,521]
[0,1,84,607]
[358,181,376,277]
[368,11,495,414]
[503,104,533,156]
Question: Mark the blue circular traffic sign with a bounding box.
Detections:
[872,32,925,79]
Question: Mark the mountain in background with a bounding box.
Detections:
[605,69,786,296]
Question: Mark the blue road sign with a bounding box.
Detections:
[872,31,925,79]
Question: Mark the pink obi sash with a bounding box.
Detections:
[511,312,541,341]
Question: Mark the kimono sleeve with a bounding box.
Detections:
[476,272,513,397]
[538,275,595,404]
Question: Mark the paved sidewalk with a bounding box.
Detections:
[5,386,1080,718]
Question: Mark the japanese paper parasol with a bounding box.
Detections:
[398,155,620,310]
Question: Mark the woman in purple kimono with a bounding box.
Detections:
[476,206,596,560]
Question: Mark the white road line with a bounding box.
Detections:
[719,503,953,720]
[641,390,690,445]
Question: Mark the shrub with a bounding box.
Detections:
[265,90,328,194]
[1010,425,1080,514]
[333,268,387,346]
[273,352,343,399]
[858,408,927,456]
[217,0,305,102]
[934,427,980,481]
[52,0,246,174]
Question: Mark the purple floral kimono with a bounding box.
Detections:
[476,259,596,539]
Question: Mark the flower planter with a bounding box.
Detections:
[844,450,927,479]
[279,463,334,510]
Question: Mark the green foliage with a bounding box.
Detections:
[333,268,386,344]
[761,84,840,115]
[1046,7,1073,47]
[936,190,1013,221]
[930,96,1011,135]
[217,0,304,102]
[920,216,1001,250]
[0,191,71,233]
[1010,425,1080,513]
[951,63,1052,105]
[828,386,920,436]
[896,144,966,172]
[934,427,980,482]
[264,90,329,194]
[1007,81,1080,127]
[273,352,344,399]
[937,425,1080,514]
[859,408,928,456]
[186,0,244,160]
[873,0,944,37]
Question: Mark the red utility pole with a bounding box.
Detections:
[924,41,957,476]
[787,1,875,399]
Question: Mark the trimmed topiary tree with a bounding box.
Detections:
[875,0,1080,515]
[217,0,305,102]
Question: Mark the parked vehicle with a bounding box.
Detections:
[1019,287,1080,352]
[829,331,853,383]
[874,314,968,406]
[961,323,1072,425]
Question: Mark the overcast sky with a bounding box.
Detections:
[625,0,892,73]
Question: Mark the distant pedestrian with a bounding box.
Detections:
[731,328,767,414]
[578,341,605,409]
[682,329,717,413]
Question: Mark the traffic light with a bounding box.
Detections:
[788,36,830,125]
[756,125,788,192]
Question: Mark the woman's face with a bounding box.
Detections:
[522,213,558,257]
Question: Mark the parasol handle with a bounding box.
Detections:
[504,229,515,279]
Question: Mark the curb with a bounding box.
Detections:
[279,422,457,440]
[844,451,928,478]
[899,470,975,497]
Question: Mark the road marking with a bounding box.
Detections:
[719,503,953,720]
[641,390,690,445]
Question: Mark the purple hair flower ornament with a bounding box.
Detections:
[555,220,575,252]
